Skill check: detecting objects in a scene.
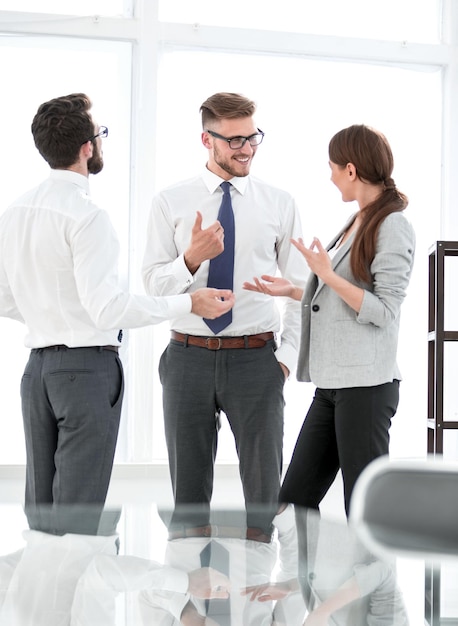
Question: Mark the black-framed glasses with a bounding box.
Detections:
[206,128,264,149]
[83,125,108,144]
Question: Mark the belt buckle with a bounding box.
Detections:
[206,337,222,350]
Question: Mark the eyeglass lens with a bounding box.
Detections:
[229,134,263,149]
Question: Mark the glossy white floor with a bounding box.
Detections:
[0,463,455,625]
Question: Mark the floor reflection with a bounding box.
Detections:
[0,500,426,625]
[296,508,409,625]
[0,503,307,625]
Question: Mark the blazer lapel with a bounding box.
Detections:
[331,230,354,268]
[326,213,357,254]
[311,213,358,299]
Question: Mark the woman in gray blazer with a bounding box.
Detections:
[244,124,415,517]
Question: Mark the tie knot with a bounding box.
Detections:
[221,181,231,194]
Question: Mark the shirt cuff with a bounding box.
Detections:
[275,343,298,378]
[169,594,191,622]
[161,567,189,594]
[159,568,190,621]
[174,254,195,292]
[164,293,193,317]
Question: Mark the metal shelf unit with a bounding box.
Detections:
[426,241,458,626]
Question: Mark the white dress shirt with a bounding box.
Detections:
[0,170,191,348]
[142,169,306,373]
[140,505,306,626]
[0,530,190,626]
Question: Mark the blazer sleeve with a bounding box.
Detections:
[357,212,415,328]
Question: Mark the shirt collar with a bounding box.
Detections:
[201,167,249,196]
[49,169,90,194]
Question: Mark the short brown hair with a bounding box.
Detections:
[200,92,256,128]
[31,93,95,169]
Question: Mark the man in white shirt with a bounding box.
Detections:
[0,528,230,626]
[142,92,305,541]
[139,504,306,625]
[0,93,234,537]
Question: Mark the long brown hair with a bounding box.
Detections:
[328,124,408,283]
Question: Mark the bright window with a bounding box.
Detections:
[159,0,442,43]
[0,1,130,16]
[150,48,441,462]
[0,36,132,462]
[0,2,446,468]
[0,5,452,624]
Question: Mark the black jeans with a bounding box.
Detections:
[280,381,400,517]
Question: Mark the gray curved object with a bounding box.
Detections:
[350,456,458,560]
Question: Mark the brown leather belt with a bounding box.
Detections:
[171,331,274,350]
[168,525,272,543]
[39,345,119,353]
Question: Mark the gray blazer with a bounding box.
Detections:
[297,509,409,625]
[296,211,415,388]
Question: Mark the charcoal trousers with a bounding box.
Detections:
[20,346,124,535]
[159,337,285,535]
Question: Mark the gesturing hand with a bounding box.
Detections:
[241,580,296,602]
[291,237,333,282]
[184,211,225,274]
[243,275,295,298]
[243,275,303,302]
[187,566,231,599]
[190,288,235,319]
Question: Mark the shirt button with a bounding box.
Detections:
[312,304,320,312]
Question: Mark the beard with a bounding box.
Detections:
[87,141,104,175]
[212,143,253,178]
